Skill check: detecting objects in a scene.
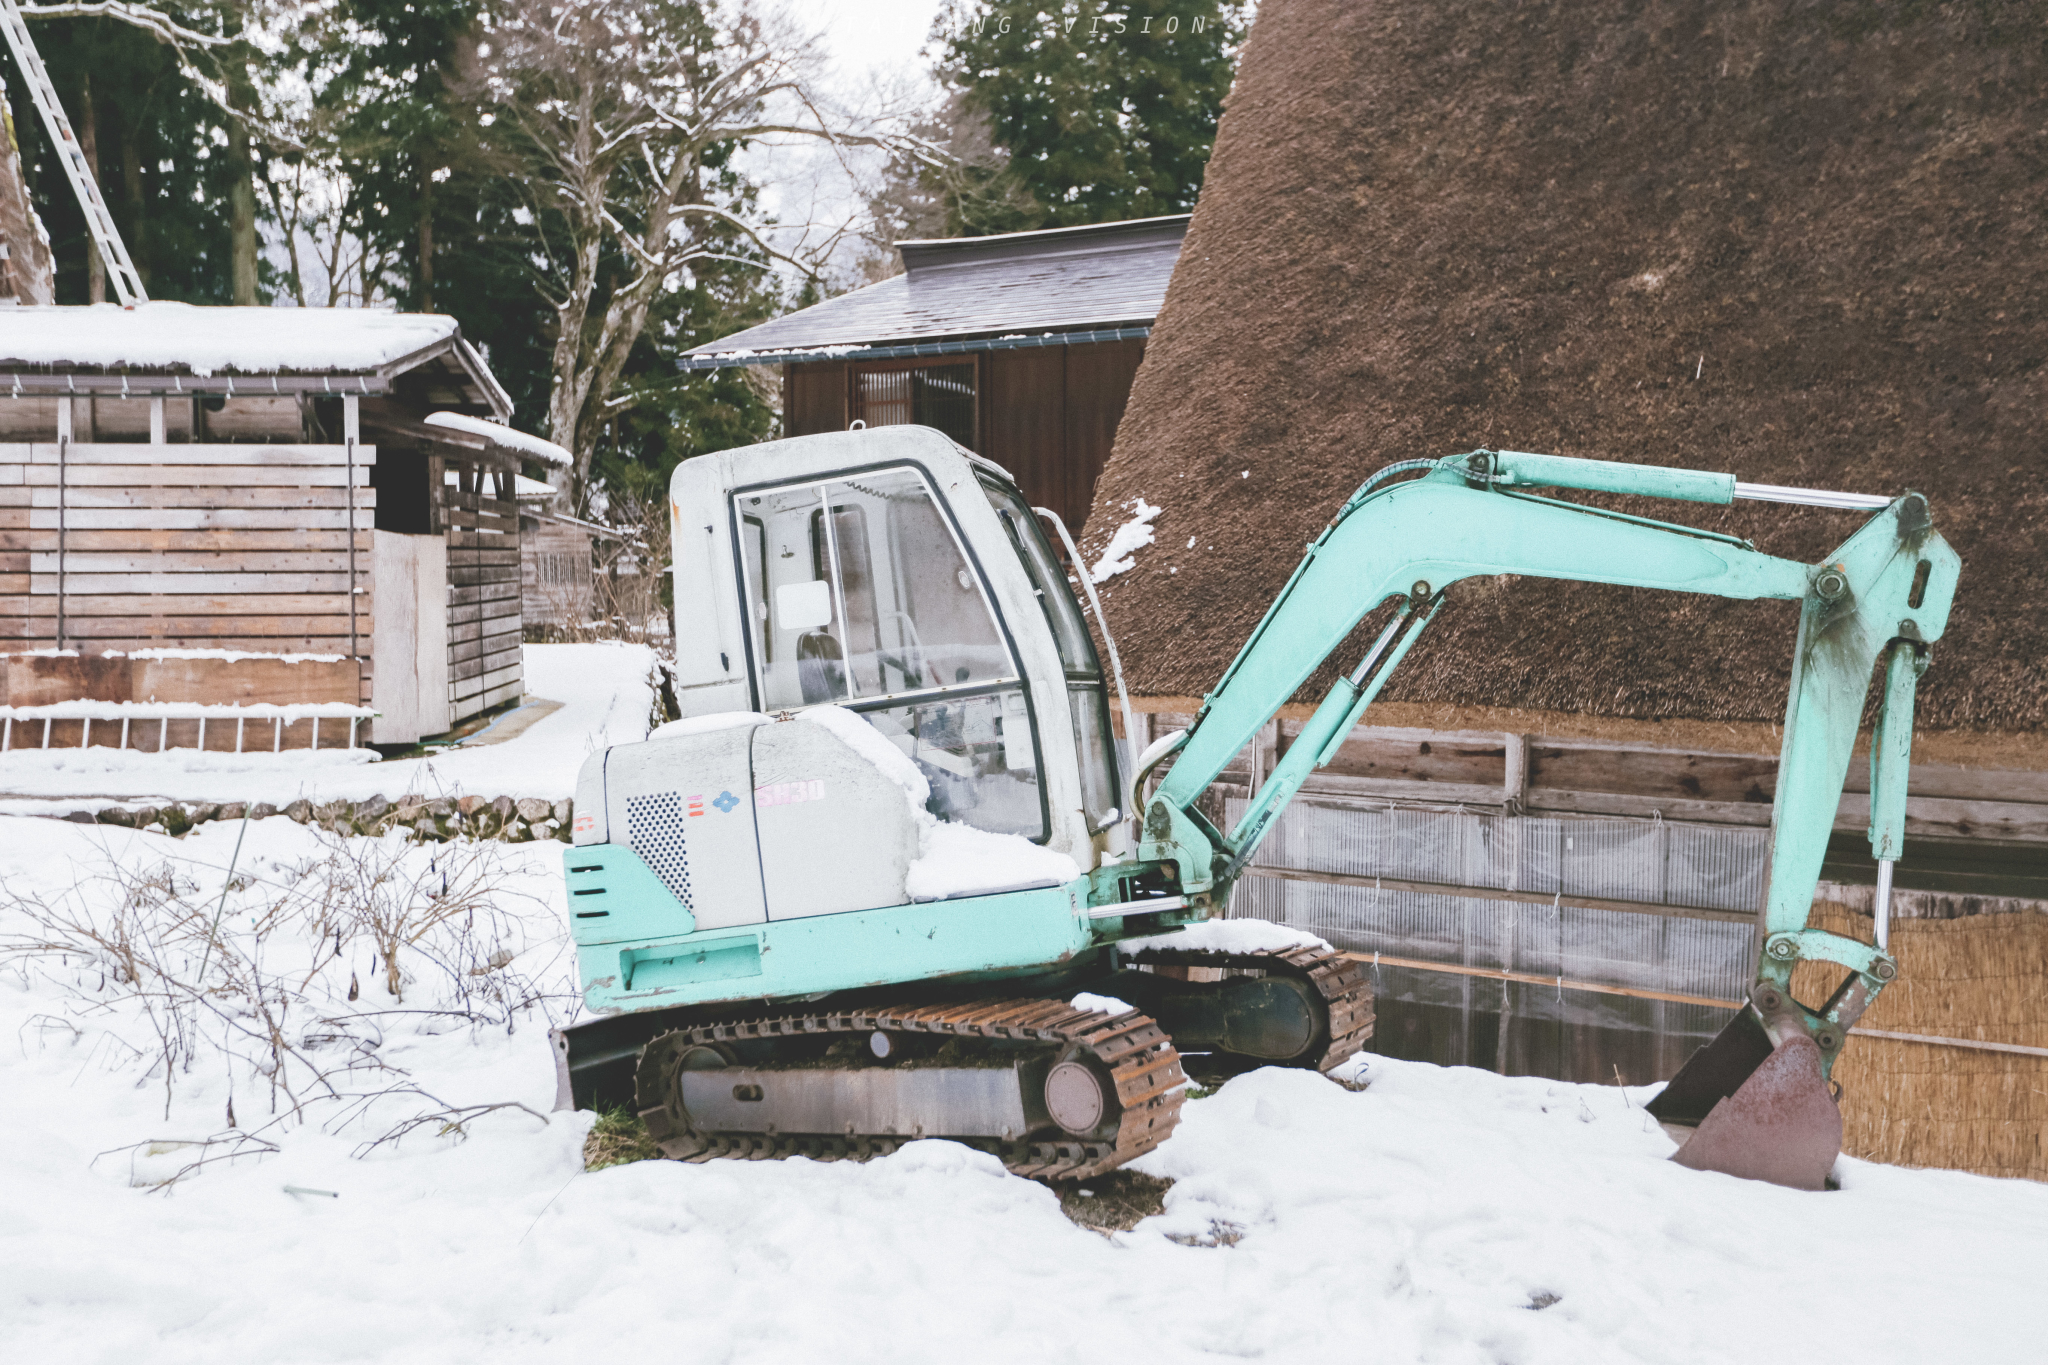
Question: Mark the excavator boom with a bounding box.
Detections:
[1131,449,1960,1188]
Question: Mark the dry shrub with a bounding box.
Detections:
[0,825,579,1184]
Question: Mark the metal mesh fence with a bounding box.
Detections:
[1224,797,1765,1080]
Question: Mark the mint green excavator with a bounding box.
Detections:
[552,428,1959,1190]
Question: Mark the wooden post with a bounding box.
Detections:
[1247,718,1280,796]
[1503,733,1530,817]
[148,396,166,445]
[53,400,68,651]
[343,395,361,664]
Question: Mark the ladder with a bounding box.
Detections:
[0,0,147,305]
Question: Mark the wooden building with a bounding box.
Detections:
[680,216,1185,535]
[0,303,546,748]
[1083,0,2048,1158]
[517,473,624,637]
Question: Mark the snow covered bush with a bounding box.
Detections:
[0,821,578,1184]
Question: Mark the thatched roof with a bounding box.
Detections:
[1085,0,2045,733]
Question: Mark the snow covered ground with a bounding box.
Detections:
[2,814,2043,1364]
[0,643,657,811]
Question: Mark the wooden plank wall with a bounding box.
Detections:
[445,463,522,719]
[0,441,375,703]
[785,362,849,436]
[783,338,1146,536]
[1142,710,2048,846]
[1057,339,1145,535]
[521,519,594,630]
[981,341,1146,534]
[983,347,1066,520]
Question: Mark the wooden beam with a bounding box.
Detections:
[25,464,369,487]
[35,442,365,466]
[43,529,372,552]
[30,552,360,573]
[22,507,369,530]
[27,572,356,595]
[30,487,375,510]
[1341,951,1745,1011]
[0,593,363,617]
[1240,863,1759,924]
[1848,1027,2048,1060]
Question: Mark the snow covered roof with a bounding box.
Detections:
[682,216,1187,368]
[425,412,571,467]
[0,303,513,418]
[0,303,458,375]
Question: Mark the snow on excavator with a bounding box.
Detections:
[550,427,1959,1190]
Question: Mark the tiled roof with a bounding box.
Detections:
[685,216,1187,362]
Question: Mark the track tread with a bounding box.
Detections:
[1124,941,1376,1073]
[634,997,1187,1183]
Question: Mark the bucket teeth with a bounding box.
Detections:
[1650,1009,1842,1191]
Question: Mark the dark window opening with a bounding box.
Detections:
[853,363,977,450]
[371,448,436,535]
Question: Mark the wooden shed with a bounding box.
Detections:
[680,216,1185,536]
[0,302,542,750]
[517,474,626,637]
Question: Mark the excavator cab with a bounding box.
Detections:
[666,426,1125,859]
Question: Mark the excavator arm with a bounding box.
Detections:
[1124,449,1960,1188]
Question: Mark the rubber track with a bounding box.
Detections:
[1123,943,1375,1072]
[635,998,1187,1182]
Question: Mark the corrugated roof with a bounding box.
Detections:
[684,215,1188,363]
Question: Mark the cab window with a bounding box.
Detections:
[734,466,1048,840]
[979,474,1124,831]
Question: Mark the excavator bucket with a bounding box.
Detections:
[1645,1007,1842,1191]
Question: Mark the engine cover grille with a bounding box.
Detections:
[625,792,693,907]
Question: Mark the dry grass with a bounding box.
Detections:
[583,1109,663,1171]
[1057,1169,1174,1232]
[1795,902,2048,1181]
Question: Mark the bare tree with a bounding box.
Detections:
[0,89,55,303]
[854,87,1038,285]
[464,0,923,511]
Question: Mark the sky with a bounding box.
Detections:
[744,0,951,283]
[798,0,949,90]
